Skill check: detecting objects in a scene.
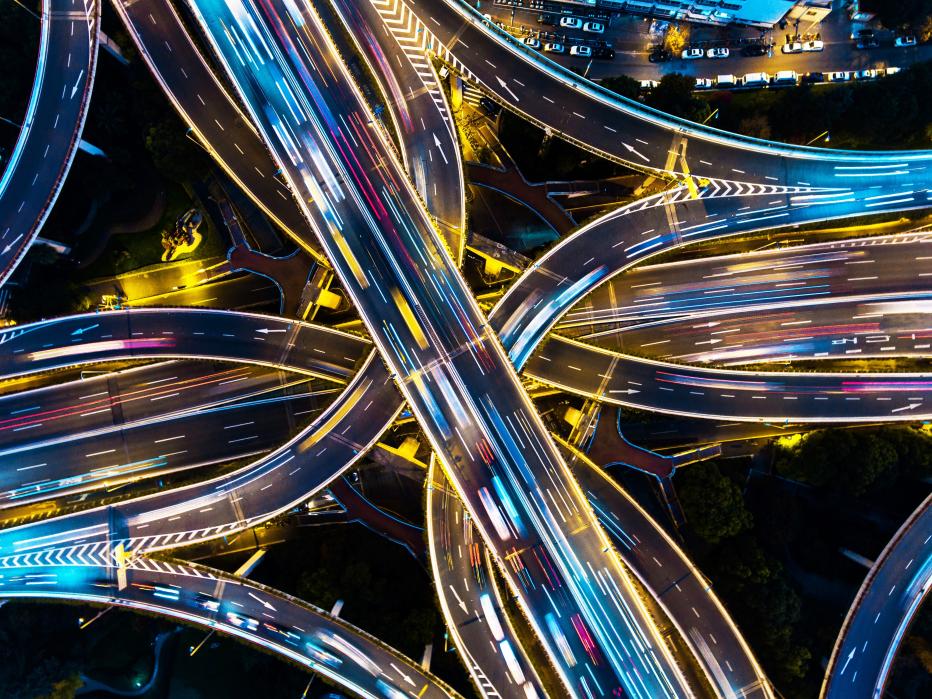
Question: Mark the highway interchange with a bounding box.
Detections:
[0,0,930,698]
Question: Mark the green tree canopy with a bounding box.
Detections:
[676,461,753,544]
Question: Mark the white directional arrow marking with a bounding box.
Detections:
[494,75,519,102]
[390,662,415,686]
[448,584,468,614]
[432,132,448,164]
[256,328,287,334]
[71,69,85,99]
[70,323,99,336]
[2,233,24,256]
[892,403,921,413]
[247,591,276,611]
[839,647,856,675]
[622,142,650,162]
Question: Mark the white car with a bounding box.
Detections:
[570,45,592,57]
[706,47,729,59]
[639,79,659,90]
[544,42,565,54]
[856,68,879,79]
[827,71,851,82]
[681,48,704,60]
[802,40,824,52]
[559,17,582,29]
[695,77,714,89]
[885,66,901,76]
[523,37,541,49]
[895,35,917,47]
[781,41,803,54]
[583,21,604,34]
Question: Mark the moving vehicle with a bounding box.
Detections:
[559,17,582,29]
[706,47,729,59]
[781,41,803,54]
[583,21,604,34]
[803,40,824,51]
[544,42,565,53]
[681,48,704,60]
[570,45,592,57]
[523,37,541,49]
[895,35,917,47]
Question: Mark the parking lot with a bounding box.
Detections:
[484,1,932,83]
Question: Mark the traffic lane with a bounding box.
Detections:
[413,0,932,188]
[330,0,465,257]
[0,362,302,450]
[593,296,932,364]
[0,562,459,699]
[0,353,401,560]
[492,184,932,370]
[0,310,368,381]
[112,0,314,251]
[219,0,686,693]
[0,382,335,507]
[561,232,932,332]
[567,445,772,699]
[823,495,932,699]
[0,0,98,285]
[528,335,932,422]
[426,462,545,698]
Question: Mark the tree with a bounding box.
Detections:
[144,117,210,185]
[663,25,689,55]
[645,73,711,122]
[676,461,752,544]
[600,75,640,101]
[737,114,771,140]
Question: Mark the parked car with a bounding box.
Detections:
[570,45,592,57]
[706,47,729,59]
[716,74,737,88]
[885,66,901,76]
[681,48,704,60]
[537,13,555,26]
[855,30,878,49]
[741,43,768,57]
[559,17,582,29]
[895,35,917,47]
[583,21,604,34]
[781,41,803,54]
[773,70,798,85]
[827,71,851,82]
[802,40,824,52]
[594,46,616,60]
[695,77,714,89]
[742,71,770,87]
[544,42,565,54]
[523,37,541,49]
[649,48,671,62]
[856,69,879,79]
[478,97,500,117]
[639,79,659,91]
[801,71,824,84]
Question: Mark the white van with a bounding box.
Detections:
[773,70,799,85]
[716,74,737,88]
[742,71,770,88]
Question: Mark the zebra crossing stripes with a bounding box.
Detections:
[368,0,451,123]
